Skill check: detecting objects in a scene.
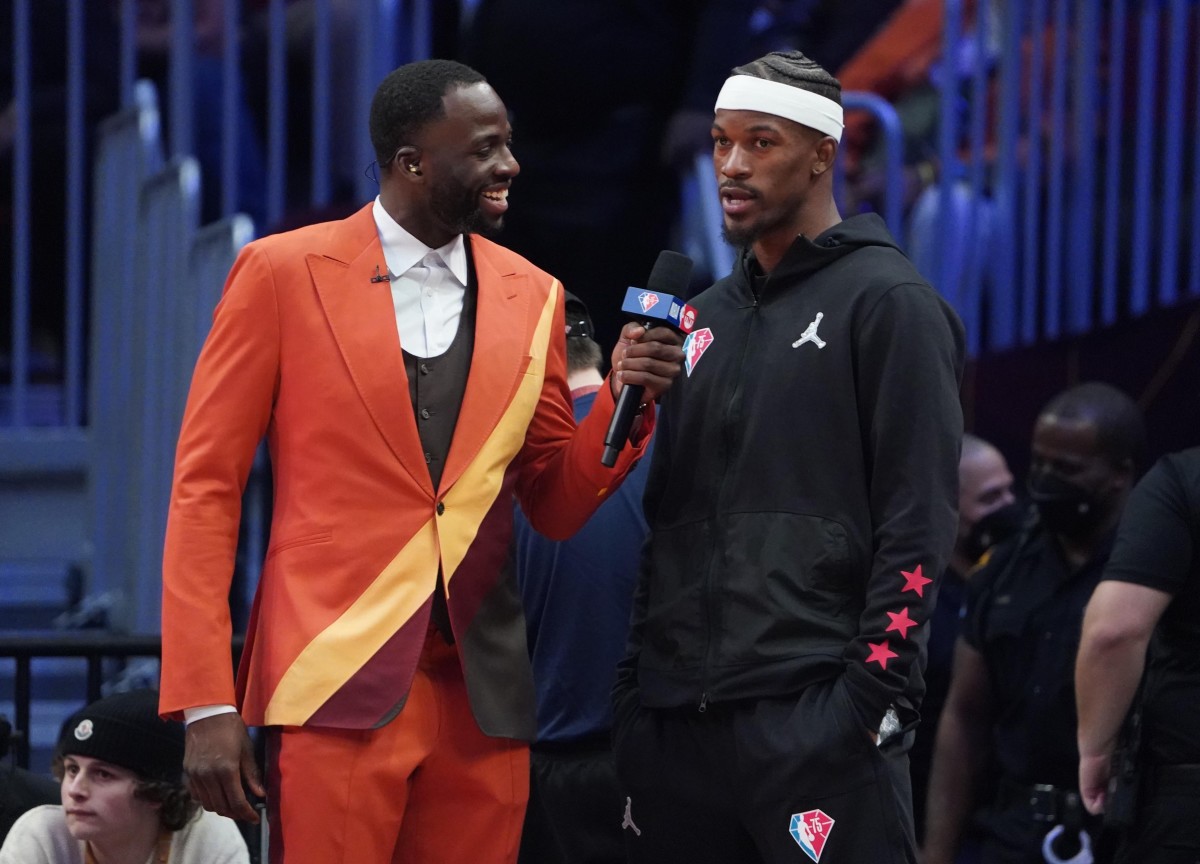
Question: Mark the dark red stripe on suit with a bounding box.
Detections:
[304,597,433,728]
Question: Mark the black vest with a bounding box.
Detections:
[401,259,477,641]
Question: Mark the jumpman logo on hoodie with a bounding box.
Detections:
[793,312,827,350]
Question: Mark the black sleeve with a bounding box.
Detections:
[841,281,966,728]
[1102,453,1198,597]
[612,398,674,708]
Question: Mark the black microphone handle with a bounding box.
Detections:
[601,381,646,467]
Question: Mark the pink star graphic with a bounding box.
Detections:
[900,564,932,597]
[866,640,898,669]
[886,607,918,640]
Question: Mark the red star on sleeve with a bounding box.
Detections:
[885,607,918,640]
[866,640,898,669]
[900,564,932,597]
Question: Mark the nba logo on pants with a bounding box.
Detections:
[789,809,835,862]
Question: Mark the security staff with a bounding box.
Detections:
[1076,446,1200,863]
[923,382,1146,864]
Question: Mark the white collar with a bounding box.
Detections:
[371,197,469,285]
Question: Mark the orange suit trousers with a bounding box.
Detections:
[265,628,530,864]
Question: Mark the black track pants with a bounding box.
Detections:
[612,677,917,864]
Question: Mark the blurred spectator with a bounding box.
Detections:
[0,716,59,845]
[461,0,757,344]
[924,382,1145,864]
[0,689,247,864]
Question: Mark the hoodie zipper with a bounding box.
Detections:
[699,282,760,713]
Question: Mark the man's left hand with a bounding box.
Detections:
[610,322,685,404]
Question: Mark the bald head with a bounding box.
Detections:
[953,434,1016,572]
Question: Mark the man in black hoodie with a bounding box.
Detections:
[611,50,965,864]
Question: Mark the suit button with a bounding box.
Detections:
[436,502,445,515]
[419,362,430,375]
[420,407,431,419]
[424,451,432,464]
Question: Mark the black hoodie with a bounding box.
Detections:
[617,213,965,735]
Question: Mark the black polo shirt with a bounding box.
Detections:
[963,525,1114,789]
[1101,448,1200,766]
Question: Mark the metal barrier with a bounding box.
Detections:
[0,634,164,769]
[0,633,244,770]
[5,0,432,433]
[128,158,202,633]
[88,82,166,614]
[932,0,1200,352]
[843,91,906,239]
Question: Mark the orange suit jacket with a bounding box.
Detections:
[159,204,649,738]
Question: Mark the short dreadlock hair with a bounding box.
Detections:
[369,59,488,170]
[730,50,842,106]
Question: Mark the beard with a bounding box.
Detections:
[430,175,499,237]
[722,222,759,249]
[722,205,789,250]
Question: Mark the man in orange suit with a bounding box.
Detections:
[158,59,684,864]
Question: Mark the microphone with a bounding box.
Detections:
[370,265,391,283]
[601,250,696,467]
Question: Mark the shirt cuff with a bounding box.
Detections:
[183,704,238,725]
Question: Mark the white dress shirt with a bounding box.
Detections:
[372,196,468,358]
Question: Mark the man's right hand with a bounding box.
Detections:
[184,712,264,823]
[1078,751,1112,815]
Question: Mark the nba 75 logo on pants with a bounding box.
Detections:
[789,809,834,862]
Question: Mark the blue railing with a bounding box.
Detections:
[929,0,1200,354]
[4,0,429,431]
[843,91,906,237]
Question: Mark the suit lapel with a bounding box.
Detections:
[440,236,532,491]
[308,209,434,496]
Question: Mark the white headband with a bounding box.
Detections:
[714,75,844,142]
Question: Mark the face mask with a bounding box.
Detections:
[963,501,1027,563]
[1027,471,1104,538]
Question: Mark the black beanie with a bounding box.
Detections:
[57,689,185,784]
[564,290,595,340]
